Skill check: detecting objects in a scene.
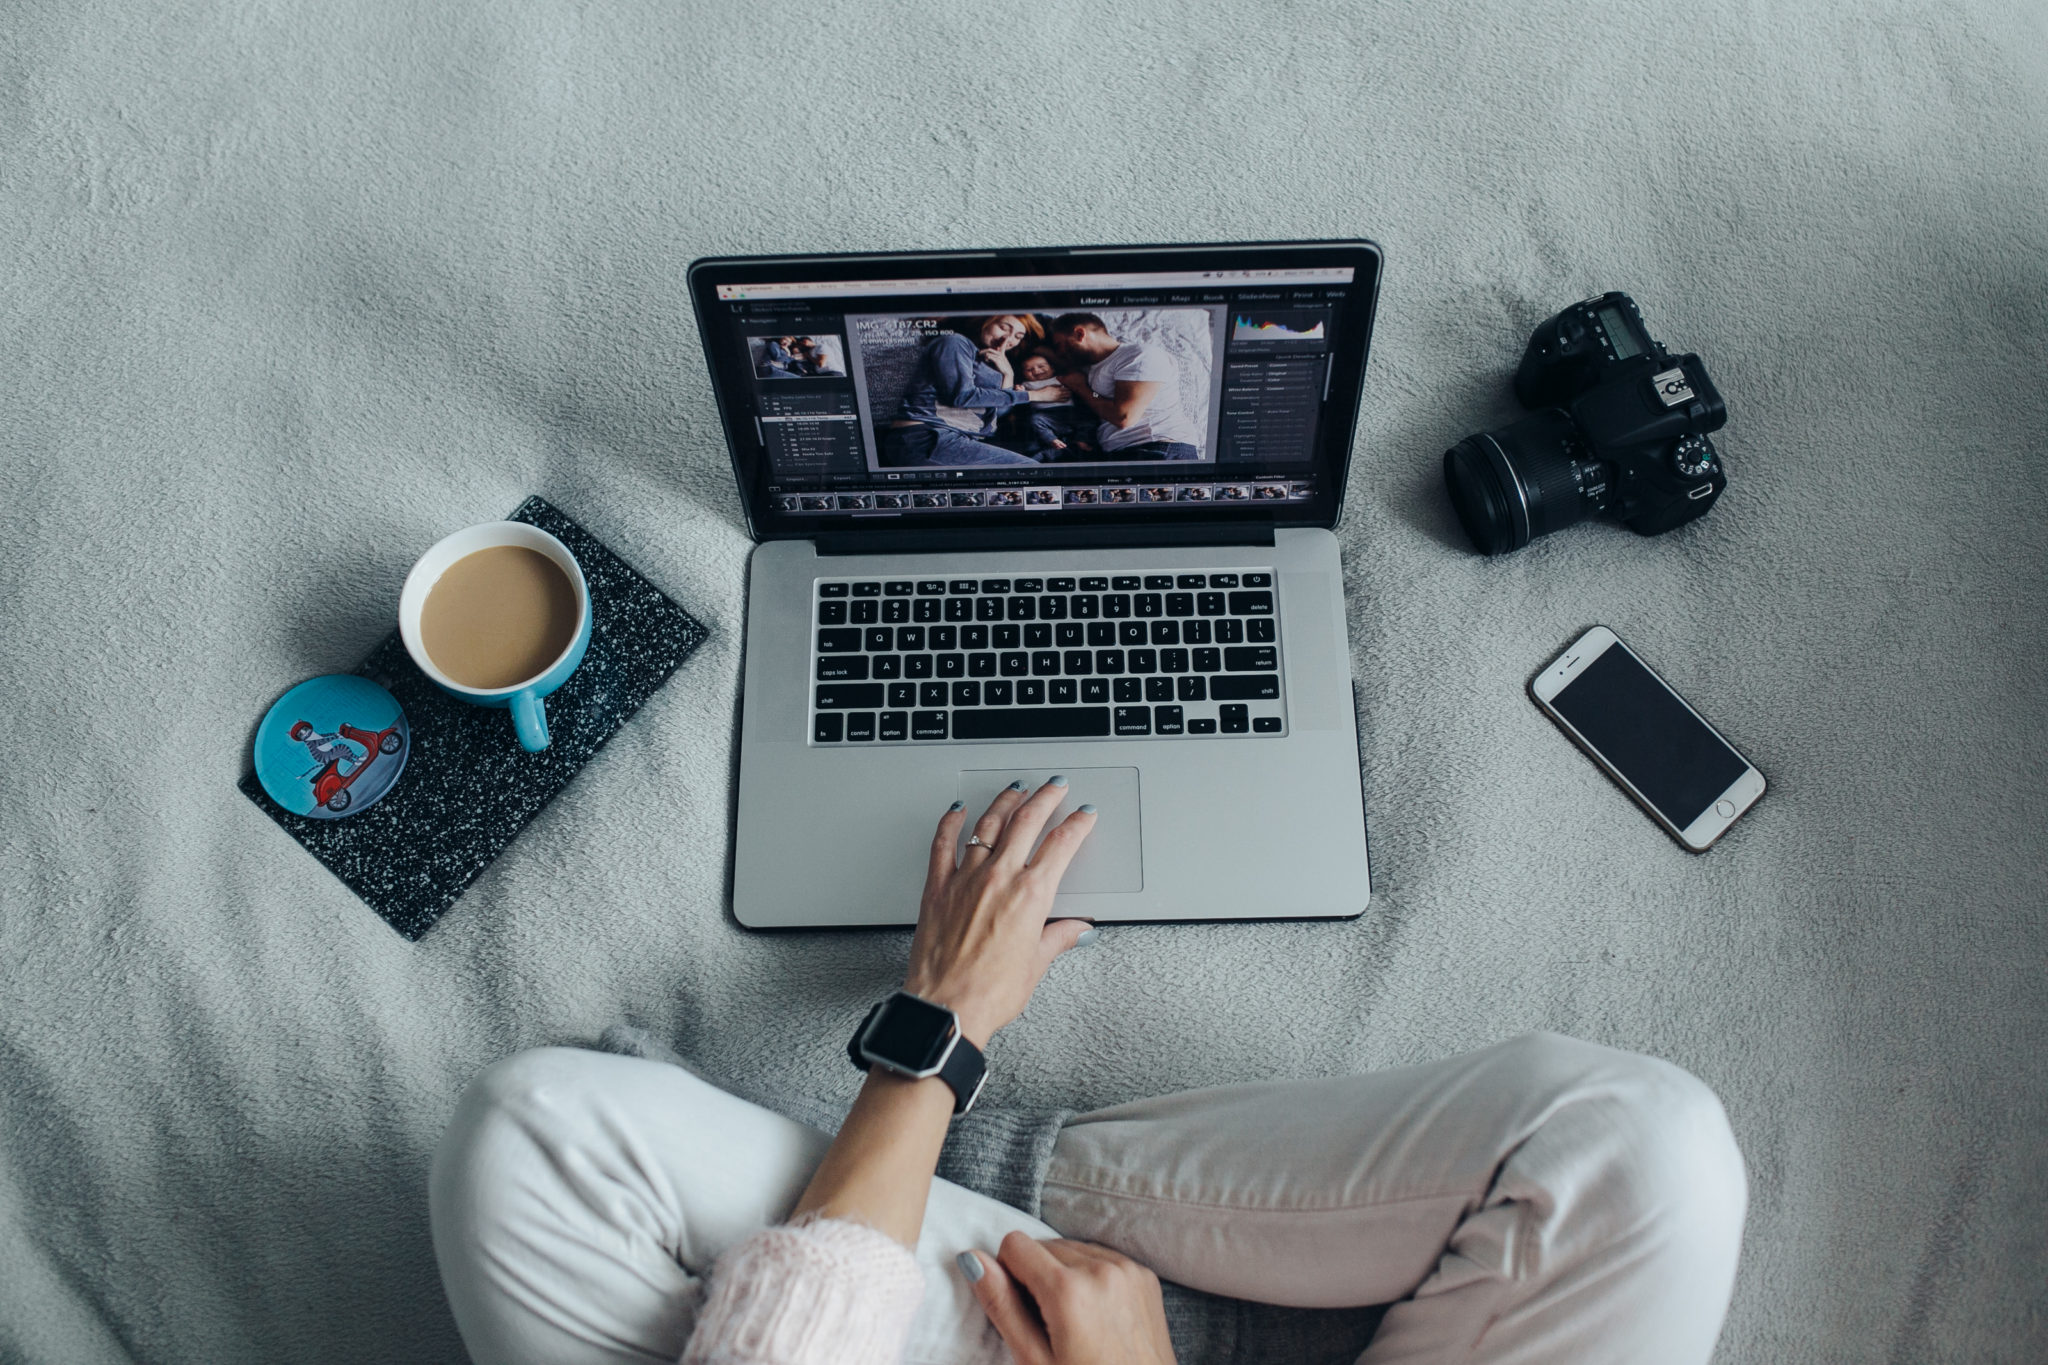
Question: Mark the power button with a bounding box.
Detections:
[1714,799,1736,818]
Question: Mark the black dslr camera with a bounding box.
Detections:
[1443,293,1727,555]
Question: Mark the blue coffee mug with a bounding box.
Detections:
[398,522,591,752]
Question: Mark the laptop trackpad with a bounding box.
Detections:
[956,767,1142,894]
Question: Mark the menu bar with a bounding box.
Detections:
[716,267,1355,301]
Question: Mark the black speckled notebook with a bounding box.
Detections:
[241,497,709,939]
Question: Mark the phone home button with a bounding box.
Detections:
[1714,799,1736,818]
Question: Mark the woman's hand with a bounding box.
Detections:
[961,1234,1178,1365]
[979,347,1016,384]
[903,779,1096,1046]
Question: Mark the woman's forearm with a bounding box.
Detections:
[788,1068,956,1247]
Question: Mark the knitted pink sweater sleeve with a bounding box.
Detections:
[680,1217,926,1365]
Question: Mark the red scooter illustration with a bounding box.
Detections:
[290,719,405,813]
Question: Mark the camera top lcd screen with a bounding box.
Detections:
[1597,307,1643,359]
[1550,644,1745,829]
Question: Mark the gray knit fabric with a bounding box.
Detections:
[592,1027,1387,1362]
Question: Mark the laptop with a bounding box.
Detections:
[688,240,1382,927]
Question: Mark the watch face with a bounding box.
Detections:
[864,993,956,1073]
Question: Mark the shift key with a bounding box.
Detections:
[1209,674,1280,700]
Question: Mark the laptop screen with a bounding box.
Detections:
[688,242,1382,540]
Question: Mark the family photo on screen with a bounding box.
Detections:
[848,308,1221,468]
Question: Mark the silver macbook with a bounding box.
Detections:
[688,241,1381,927]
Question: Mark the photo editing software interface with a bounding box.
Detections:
[715,265,1355,518]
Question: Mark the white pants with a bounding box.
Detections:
[429,1034,1745,1365]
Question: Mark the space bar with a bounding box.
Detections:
[952,707,1112,739]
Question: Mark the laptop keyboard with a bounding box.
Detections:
[811,572,1284,744]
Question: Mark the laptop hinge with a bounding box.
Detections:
[814,524,1279,556]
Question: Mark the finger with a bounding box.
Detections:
[1038,1237,1119,1269]
[993,777,1069,867]
[929,801,966,883]
[961,1250,1053,1365]
[966,781,1030,859]
[1037,916,1094,969]
[996,1230,1071,1305]
[1022,805,1097,884]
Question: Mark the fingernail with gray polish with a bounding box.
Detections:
[1078,803,1097,815]
[1076,928,1100,946]
[1007,780,1027,791]
[956,1250,985,1282]
[1048,775,1068,787]
[948,801,963,811]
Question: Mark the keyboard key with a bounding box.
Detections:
[845,712,876,741]
[1095,650,1125,674]
[1014,577,1043,592]
[851,600,879,624]
[1189,717,1217,734]
[949,579,978,593]
[816,683,884,709]
[913,599,941,623]
[817,628,861,653]
[930,626,958,649]
[1197,592,1225,616]
[1134,593,1162,617]
[1056,623,1083,647]
[1253,716,1283,733]
[1000,652,1028,676]
[984,680,1014,705]
[953,681,980,706]
[1210,674,1280,700]
[1080,576,1109,591]
[1209,573,1239,588]
[1113,677,1142,703]
[1103,594,1131,618]
[897,627,925,651]
[936,653,964,677]
[1025,623,1052,648]
[1087,622,1116,646]
[1112,575,1141,590]
[887,682,916,707]
[1154,704,1185,734]
[852,582,881,596]
[819,582,849,597]
[993,625,1021,648]
[1214,618,1243,643]
[963,625,989,649]
[1225,646,1278,671]
[954,707,1111,739]
[944,598,973,621]
[1071,595,1100,619]
[883,600,910,624]
[1146,574,1175,590]
[1184,620,1213,644]
[1247,618,1276,643]
[968,653,997,677]
[1063,650,1093,674]
[1114,706,1151,735]
[1242,572,1272,587]
[905,654,933,678]
[1176,675,1207,702]
[1175,573,1205,588]
[1128,648,1158,673]
[1119,621,1147,646]
[1228,590,1274,614]
[866,627,893,651]
[814,713,844,742]
[1018,679,1046,704]
[1166,593,1195,618]
[818,600,847,625]
[1150,620,1180,645]
[817,656,869,681]
[1039,595,1067,619]
[1161,648,1190,673]
[916,580,946,595]
[1031,651,1061,676]
[885,581,913,596]
[1007,596,1036,620]
[980,578,1012,593]
[1220,703,1249,734]
[975,597,1004,621]
[1144,676,1174,702]
[1047,577,1076,592]
[873,654,903,679]
[919,682,948,708]
[1081,678,1109,703]
[912,711,948,740]
[1050,678,1077,703]
[879,711,909,740]
[1193,647,1221,672]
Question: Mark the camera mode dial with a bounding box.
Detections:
[1672,434,1715,479]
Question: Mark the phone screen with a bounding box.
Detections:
[1549,643,1747,829]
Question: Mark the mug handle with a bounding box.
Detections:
[511,690,550,752]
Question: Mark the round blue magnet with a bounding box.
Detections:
[254,675,410,818]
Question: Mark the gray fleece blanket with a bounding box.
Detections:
[2,2,2044,1362]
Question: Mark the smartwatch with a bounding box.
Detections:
[847,990,987,1115]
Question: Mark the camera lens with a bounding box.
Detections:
[1443,409,1612,555]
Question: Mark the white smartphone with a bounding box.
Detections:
[1530,626,1766,852]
